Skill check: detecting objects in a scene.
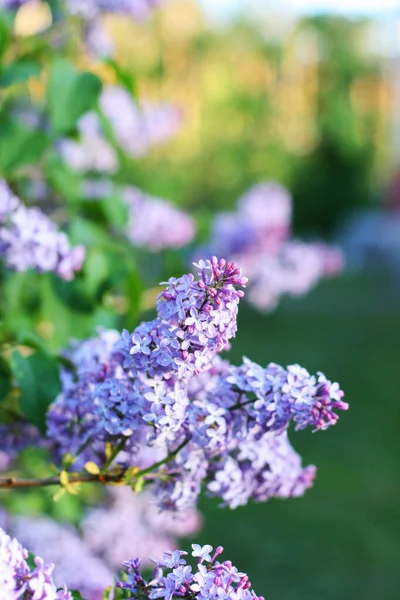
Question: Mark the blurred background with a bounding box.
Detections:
[2,0,400,598]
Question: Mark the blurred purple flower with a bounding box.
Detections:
[0,180,85,280]
[122,186,196,251]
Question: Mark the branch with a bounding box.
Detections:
[0,471,124,490]
[0,437,191,491]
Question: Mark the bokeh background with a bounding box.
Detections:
[2,0,400,598]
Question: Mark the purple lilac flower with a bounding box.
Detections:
[58,113,118,174]
[46,258,347,511]
[122,186,196,251]
[0,526,71,600]
[59,87,181,171]
[99,86,182,158]
[202,181,344,312]
[46,329,122,469]
[118,543,264,600]
[0,181,85,280]
[207,432,316,509]
[244,240,345,311]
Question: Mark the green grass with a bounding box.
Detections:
[183,272,400,600]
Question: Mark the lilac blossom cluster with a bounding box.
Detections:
[83,487,201,569]
[0,526,71,600]
[1,489,200,599]
[118,543,264,600]
[59,86,181,172]
[203,182,344,311]
[0,181,85,280]
[46,257,347,511]
[5,516,112,600]
[122,186,196,251]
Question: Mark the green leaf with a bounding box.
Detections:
[0,121,49,175]
[0,10,15,61]
[16,330,48,353]
[85,249,109,297]
[47,59,102,133]
[124,267,142,330]
[10,350,61,434]
[45,155,83,203]
[70,592,87,600]
[0,61,41,87]
[0,356,11,402]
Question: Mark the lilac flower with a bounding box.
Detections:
[46,329,122,469]
[46,258,347,512]
[191,544,212,562]
[100,86,181,158]
[9,516,113,600]
[58,114,118,174]
[0,526,72,600]
[0,181,85,280]
[59,87,181,171]
[118,544,264,600]
[201,181,344,312]
[122,186,196,251]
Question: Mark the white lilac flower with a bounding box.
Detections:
[0,526,71,600]
[0,180,85,280]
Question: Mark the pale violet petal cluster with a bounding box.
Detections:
[82,487,201,570]
[118,544,264,600]
[202,181,344,311]
[0,527,71,600]
[59,86,181,172]
[46,257,347,512]
[0,181,85,280]
[122,186,196,251]
[9,517,113,600]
